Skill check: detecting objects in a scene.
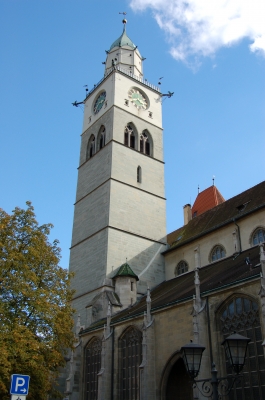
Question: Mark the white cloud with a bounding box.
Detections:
[129,0,265,63]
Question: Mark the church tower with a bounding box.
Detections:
[69,20,167,325]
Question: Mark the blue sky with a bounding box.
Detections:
[1,0,264,269]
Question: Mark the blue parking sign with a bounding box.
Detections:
[10,375,30,395]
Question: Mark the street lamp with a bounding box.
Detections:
[222,332,250,374]
[181,342,205,379]
[181,332,250,400]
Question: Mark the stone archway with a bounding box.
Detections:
[160,353,193,400]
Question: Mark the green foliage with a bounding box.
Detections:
[0,202,75,400]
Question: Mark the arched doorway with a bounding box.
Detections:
[165,357,193,400]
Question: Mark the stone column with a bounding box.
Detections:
[97,303,113,400]
[258,244,265,346]
[139,291,156,400]
[65,315,84,400]
[192,248,208,399]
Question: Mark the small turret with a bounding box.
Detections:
[105,19,143,77]
[113,261,139,309]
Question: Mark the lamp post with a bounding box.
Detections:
[181,332,250,400]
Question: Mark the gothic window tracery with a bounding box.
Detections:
[85,338,102,400]
[210,245,226,262]
[219,296,265,399]
[124,124,136,149]
[252,228,265,246]
[119,327,142,400]
[87,134,96,160]
[140,130,151,156]
[175,260,188,276]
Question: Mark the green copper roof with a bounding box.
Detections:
[113,262,139,280]
[109,27,137,51]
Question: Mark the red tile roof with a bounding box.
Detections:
[192,185,225,217]
[167,180,265,250]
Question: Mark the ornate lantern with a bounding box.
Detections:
[222,332,250,374]
[181,341,205,379]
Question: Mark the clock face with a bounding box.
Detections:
[128,88,148,110]
[93,91,106,114]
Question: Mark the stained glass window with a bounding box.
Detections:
[176,261,188,276]
[252,228,265,245]
[210,245,226,262]
[119,327,142,400]
[220,297,265,399]
[85,338,102,400]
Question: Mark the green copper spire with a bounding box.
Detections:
[109,20,137,51]
[113,262,139,281]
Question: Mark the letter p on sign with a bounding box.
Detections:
[15,378,25,392]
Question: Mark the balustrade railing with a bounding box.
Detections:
[85,66,160,99]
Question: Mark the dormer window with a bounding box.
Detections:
[236,201,250,212]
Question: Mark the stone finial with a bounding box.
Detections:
[75,314,81,336]
[260,243,265,262]
[192,295,199,343]
[143,311,147,328]
[194,266,201,302]
[194,246,201,269]
[140,312,147,369]
[106,302,111,336]
[65,350,74,395]
[232,229,238,253]
[259,244,265,298]
[146,287,151,324]
[260,244,265,279]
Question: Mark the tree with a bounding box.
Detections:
[0,202,75,400]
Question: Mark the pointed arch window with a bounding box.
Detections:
[140,130,151,156]
[119,327,142,400]
[175,260,188,276]
[85,337,102,400]
[252,228,265,246]
[219,296,265,399]
[98,126,106,150]
[87,134,96,160]
[124,124,135,149]
[210,245,226,262]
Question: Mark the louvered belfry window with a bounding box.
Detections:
[85,338,102,400]
[220,297,265,399]
[120,327,142,400]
